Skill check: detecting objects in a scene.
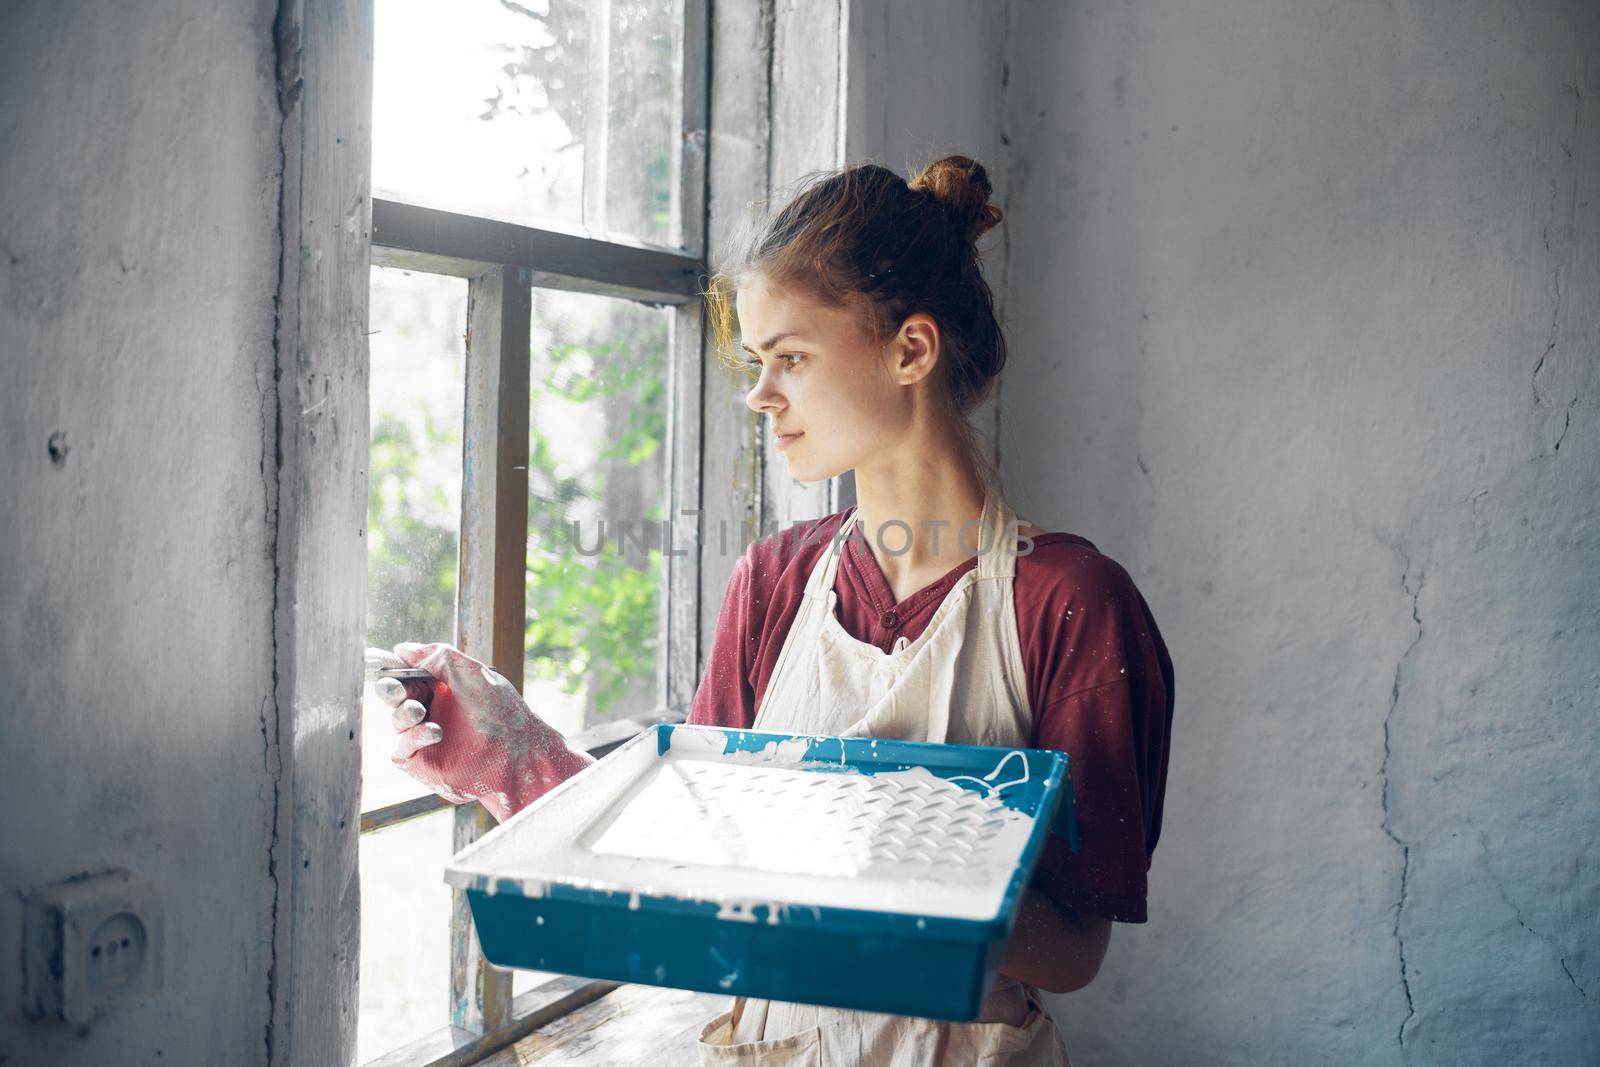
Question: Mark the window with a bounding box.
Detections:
[358,1,708,1062]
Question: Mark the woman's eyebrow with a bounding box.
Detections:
[740,330,804,354]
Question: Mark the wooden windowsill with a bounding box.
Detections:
[365,978,725,1067]
[478,984,726,1066]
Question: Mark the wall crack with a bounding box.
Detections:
[1379,548,1425,1052]
[1476,832,1590,1001]
[1552,401,1574,453]
[1534,81,1583,463]
[261,2,304,1063]
[1531,259,1561,406]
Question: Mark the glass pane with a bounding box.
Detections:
[373,0,682,248]
[603,0,680,245]
[356,809,454,1062]
[524,289,671,735]
[365,265,467,808]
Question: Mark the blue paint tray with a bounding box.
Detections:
[443,724,1078,1021]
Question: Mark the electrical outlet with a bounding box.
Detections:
[24,869,162,1024]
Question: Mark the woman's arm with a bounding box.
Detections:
[998,546,1174,990]
[998,889,1113,994]
[687,552,760,728]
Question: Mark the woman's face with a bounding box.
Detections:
[736,274,922,484]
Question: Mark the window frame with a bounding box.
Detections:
[357,1,709,1061]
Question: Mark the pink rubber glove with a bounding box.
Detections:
[365,642,594,823]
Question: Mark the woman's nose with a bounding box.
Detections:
[745,371,783,414]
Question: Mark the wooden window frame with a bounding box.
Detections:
[356,2,709,1062]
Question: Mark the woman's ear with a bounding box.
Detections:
[891,313,942,385]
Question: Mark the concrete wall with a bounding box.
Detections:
[843,0,1009,183]
[842,0,1011,484]
[4,1,1595,1062]
[999,1,1600,1062]
[0,2,284,1062]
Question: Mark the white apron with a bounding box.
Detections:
[697,486,1072,1066]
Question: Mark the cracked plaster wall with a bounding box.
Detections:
[2,1,1596,1063]
[0,2,283,1063]
[998,1,1599,1062]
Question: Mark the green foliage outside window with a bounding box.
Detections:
[365,309,669,726]
[524,311,669,722]
[367,0,677,728]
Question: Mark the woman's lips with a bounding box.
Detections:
[775,432,803,450]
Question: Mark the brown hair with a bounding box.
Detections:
[707,154,1007,484]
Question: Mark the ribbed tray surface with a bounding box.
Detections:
[586,760,1012,883]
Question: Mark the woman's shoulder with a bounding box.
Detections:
[1013,528,1150,613]
[1013,529,1173,709]
[738,509,852,588]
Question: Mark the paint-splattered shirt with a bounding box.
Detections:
[688,509,1175,923]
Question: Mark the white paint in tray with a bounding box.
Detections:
[445,730,1038,923]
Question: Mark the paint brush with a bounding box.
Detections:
[374,664,507,709]
[375,667,442,682]
[376,666,506,681]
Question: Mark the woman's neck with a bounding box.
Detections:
[850,444,990,594]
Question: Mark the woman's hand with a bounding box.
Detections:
[365,642,594,823]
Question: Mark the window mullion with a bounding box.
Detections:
[370,199,704,303]
[673,0,709,259]
[664,304,705,714]
[450,263,532,1036]
[662,0,710,712]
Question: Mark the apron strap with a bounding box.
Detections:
[976,487,1022,581]
[802,507,861,600]
[810,489,1024,592]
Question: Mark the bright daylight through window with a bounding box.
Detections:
[357,1,705,1062]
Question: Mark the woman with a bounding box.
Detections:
[369,155,1174,1066]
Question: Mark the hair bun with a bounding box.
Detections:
[909,155,1003,243]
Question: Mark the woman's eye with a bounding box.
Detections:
[739,353,802,375]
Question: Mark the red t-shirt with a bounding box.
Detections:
[688,509,1175,923]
